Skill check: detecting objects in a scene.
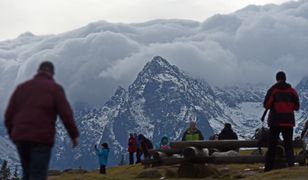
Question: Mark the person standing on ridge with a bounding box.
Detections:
[128,133,136,165]
[5,61,79,180]
[263,71,299,172]
[95,143,109,174]
[138,134,153,160]
[182,121,204,141]
[134,133,142,164]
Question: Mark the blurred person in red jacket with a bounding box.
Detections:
[128,133,137,165]
[5,61,79,180]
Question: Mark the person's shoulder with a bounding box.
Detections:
[267,84,277,91]
[13,79,35,93]
[52,82,64,92]
[18,78,34,87]
[289,85,298,92]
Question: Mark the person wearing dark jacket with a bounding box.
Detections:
[218,123,238,140]
[138,134,153,160]
[182,121,204,141]
[263,71,299,172]
[218,123,238,151]
[128,133,137,165]
[134,133,142,164]
[5,61,79,180]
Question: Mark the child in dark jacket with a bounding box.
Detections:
[95,143,109,174]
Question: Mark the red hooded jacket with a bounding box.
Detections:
[5,72,79,146]
[128,137,137,153]
[263,82,299,127]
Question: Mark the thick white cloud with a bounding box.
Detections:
[1,0,308,112]
[0,0,291,40]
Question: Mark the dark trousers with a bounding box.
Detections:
[129,152,134,164]
[15,141,52,180]
[265,127,294,171]
[136,148,141,163]
[99,165,106,174]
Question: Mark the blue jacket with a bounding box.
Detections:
[95,147,109,166]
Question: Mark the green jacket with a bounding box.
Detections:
[182,128,204,141]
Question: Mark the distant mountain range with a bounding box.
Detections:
[47,56,308,169]
[1,56,308,169]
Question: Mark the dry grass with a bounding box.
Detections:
[48,165,144,180]
[246,166,308,180]
[47,148,308,180]
[47,164,308,180]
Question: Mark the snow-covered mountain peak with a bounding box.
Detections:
[137,56,181,79]
[17,32,36,38]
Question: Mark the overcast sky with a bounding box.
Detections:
[0,0,293,40]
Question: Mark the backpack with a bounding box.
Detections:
[254,127,269,143]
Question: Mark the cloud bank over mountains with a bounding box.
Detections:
[1,0,308,110]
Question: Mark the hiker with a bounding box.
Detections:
[218,123,238,140]
[156,136,171,150]
[95,143,109,174]
[218,123,238,152]
[134,133,142,164]
[4,61,79,180]
[181,121,204,141]
[138,134,153,160]
[301,120,308,138]
[128,133,137,165]
[263,71,299,172]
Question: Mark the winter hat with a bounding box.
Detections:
[276,71,286,82]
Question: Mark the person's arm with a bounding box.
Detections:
[55,85,79,146]
[263,87,274,109]
[292,88,300,111]
[4,87,19,136]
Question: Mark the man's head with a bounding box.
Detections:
[190,121,197,130]
[276,71,286,82]
[38,61,54,75]
[224,123,232,129]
